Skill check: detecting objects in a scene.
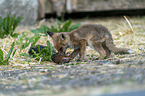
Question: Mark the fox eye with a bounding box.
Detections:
[59,47,63,51]
[61,34,66,40]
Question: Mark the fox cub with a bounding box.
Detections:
[47,24,131,61]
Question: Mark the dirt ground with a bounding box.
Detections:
[0,16,145,96]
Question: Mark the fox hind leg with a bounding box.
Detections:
[102,42,111,59]
[91,42,106,60]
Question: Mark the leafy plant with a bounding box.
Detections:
[0,14,23,38]
[31,19,81,35]
[0,42,16,65]
[16,32,41,50]
[20,41,55,61]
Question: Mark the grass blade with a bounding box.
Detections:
[12,49,17,57]
[5,42,15,62]
[0,49,4,63]
[124,16,134,33]
[47,40,53,57]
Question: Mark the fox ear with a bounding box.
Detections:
[47,31,54,37]
[61,34,66,40]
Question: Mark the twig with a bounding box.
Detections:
[124,16,134,33]
[38,57,42,64]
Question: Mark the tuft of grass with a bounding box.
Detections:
[0,14,23,38]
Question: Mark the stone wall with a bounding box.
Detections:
[45,0,145,16]
[0,0,145,25]
[0,0,38,25]
[74,0,145,12]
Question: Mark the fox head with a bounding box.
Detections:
[47,31,69,55]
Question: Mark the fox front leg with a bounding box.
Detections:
[79,40,87,61]
[69,48,80,59]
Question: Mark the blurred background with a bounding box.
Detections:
[0,0,145,25]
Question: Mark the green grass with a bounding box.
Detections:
[0,14,23,38]
[16,32,41,50]
[0,42,16,65]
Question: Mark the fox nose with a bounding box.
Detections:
[60,52,65,55]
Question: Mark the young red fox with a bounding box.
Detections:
[47,24,131,61]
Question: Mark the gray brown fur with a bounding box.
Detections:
[47,24,130,61]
